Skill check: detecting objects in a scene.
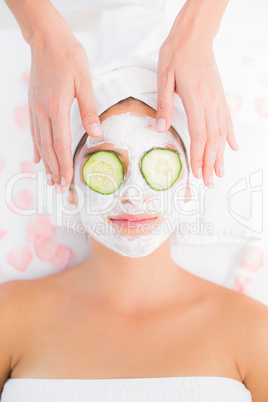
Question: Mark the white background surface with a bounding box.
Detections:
[1,0,268,43]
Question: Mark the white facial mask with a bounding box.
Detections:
[74,112,188,258]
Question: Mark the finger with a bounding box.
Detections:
[202,108,219,187]
[32,115,55,187]
[214,100,227,178]
[50,108,73,192]
[184,100,207,179]
[29,104,41,164]
[214,136,226,178]
[156,66,175,132]
[76,67,102,137]
[223,94,239,151]
[38,113,60,186]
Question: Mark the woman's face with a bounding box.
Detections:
[70,102,190,258]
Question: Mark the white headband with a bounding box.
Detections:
[70,54,190,161]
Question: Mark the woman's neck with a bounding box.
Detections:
[78,236,190,316]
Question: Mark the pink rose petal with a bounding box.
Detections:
[36,215,55,238]
[21,162,34,173]
[14,104,30,128]
[0,156,5,173]
[34,237,58,261]
[226,92,243,113]
[26,215,55,244]
[255,98,268,118]
[51,245,73,270]
[9,190,33,213]
[0,230,7,239]
[233,276,252,295]
[7,245,33,271]
[241,246,264,272]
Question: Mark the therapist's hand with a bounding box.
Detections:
[29,28,102,194]
[156,20,239,187]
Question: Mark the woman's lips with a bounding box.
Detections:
[109,214,158,228]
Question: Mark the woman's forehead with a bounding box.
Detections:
[85,115,179,151]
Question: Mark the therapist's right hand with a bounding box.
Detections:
[29,29,102,194]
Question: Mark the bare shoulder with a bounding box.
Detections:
[0,279,29,333]
[0,271,73,314]
[0,278,35,313]
[0,268,81,315]
[0,279,37,394]
[0,269,80,321]
[232,290,268,401]
[0,277,48,332]
[0,276,51,306]
[0,275,65,383]
[208,280,268,400]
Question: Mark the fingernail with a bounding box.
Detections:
[89,123,102,136]
[61,176,69,192]
[208,175,214,187]
[218,165,224,177]
[33,153,39,163]
[55,184,62,195]
[46,173,54,186]
[234,140,240,150]
[61,176,66,189]
[197,168,202,179]
[156,118,166,131]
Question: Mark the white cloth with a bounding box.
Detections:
[1,377,252,402]
[50,0,166,11]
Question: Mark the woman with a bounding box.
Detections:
[0,57,267,402]
[3,0,239,191]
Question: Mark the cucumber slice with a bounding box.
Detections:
[82,150,124,195]
[141,148,182,191]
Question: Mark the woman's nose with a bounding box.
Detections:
[119,183,152,212]
[119,188,144,209]
[119,193,149,203]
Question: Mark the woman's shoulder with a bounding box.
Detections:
[205,277,268,340]
[0,279,38,391]
[207,280,268,400]
[0,278,47,335]
[0,275,64,329]
[0,269,84,323]
[233,295,268,402]
[0,276,54,302]
[0,266,86,312]
[0,279,34,308]
[209,278,268,324]
[228,288,268,400]
[197,274,268,318]
[0,276,65,375]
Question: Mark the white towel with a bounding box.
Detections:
[50,0,165,12]
[0,377,252,402]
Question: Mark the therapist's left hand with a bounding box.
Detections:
[156,22,239,187]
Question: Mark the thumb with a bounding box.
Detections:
[76,75,102,137]
[156,67,175,132]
